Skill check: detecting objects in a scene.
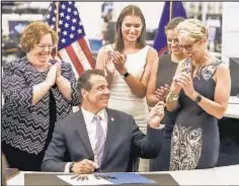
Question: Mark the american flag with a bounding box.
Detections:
[46,1,95,78]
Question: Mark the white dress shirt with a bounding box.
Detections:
[64,107,108,172]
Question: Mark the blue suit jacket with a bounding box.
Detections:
[41,108,162,172]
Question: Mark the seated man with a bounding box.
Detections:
[41,69,164,174]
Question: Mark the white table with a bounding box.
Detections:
[7,164,239,185]
[224,96,239,119]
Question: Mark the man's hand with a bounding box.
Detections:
[148,101,165,128]
[72,159,98,174]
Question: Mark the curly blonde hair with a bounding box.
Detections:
[20,21,58,53]
[176,19,208,41]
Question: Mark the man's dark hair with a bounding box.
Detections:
[165,17,185,32]
[77,69,105,92]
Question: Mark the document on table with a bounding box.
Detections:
[57,172,156,185]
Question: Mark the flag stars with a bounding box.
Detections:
[70,34,74,39]
[78,29,82,34]
[66,15,70,20]
[61,4,66,9]
[71,26,75,31]
[61,38,66,43]
[72,18,76,23]
[65,23,69,28]
[60,12,64,17]
[63,31,67,35]
[79,21,83,26]
[67,8,71,12]
[73,10,78,15]
[59,20,63,25]
[52,17,56,22]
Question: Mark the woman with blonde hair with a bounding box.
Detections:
[2,21,80,171]
[96,5,158,171]
[166,19,231,170]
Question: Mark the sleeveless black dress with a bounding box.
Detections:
[170,58,222,170]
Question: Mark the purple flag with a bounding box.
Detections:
[153,1,187,56]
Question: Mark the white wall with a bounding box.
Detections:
[75,2,103,39]
[112,2,164,30]
[2,2,164,38]
[222,2,239,63]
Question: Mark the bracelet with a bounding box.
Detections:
[166,91,179,102]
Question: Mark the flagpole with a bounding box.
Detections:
[55,1,60,55]
[169,1,173,21]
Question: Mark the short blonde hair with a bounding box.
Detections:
[20,21,58,53]
[176,19,208,41]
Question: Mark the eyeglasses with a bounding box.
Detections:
[179,39,200,51]
[36,45,56,51]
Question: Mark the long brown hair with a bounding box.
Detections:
[114,5,146,53]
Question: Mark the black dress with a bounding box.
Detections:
[149,54,179,171]
[170,58,222,170]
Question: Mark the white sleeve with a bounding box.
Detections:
[64,162,73,173]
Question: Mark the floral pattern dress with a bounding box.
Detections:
[170,58,222,170]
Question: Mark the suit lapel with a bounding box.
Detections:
[76,110,94,160]
[101,109,118,164]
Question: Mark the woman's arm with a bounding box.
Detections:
[3,62,52,108]
[57,62,81,106]
[146,58,160,106]
[166,61,184,111]
[191,64,231,119]
[122,47,158,98]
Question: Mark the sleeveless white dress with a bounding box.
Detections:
[105,45,150,134]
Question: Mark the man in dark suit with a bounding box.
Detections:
[42,69,165,174]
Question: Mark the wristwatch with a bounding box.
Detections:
[69,162,74,173]
[121,72,130,79]
[194,94,202,103]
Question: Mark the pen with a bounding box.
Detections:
[94,168,103,173]
[70,175,79,180]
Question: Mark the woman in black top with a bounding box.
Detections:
[2,21,80,171]
[147,17,185,171]
[167,19,231,170]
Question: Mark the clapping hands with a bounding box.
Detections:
[173,72,195,99]
[45,60,62,87]
[104,50,127,75]
[155,84,170,101]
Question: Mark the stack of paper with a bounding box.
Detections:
[57,172,156,185]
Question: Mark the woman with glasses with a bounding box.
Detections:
[147,17,185,171]
[2,21,80,171]
[166,19,231,170]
